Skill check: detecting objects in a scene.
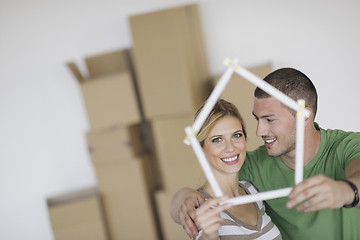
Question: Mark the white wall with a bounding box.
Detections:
[0,0,359,239]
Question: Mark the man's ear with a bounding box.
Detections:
[304,107,313,125]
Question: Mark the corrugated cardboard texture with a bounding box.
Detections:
[130,4,210,119]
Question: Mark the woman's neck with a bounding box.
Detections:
[203,174,243,198]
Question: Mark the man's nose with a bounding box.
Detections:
[256,121,268,137]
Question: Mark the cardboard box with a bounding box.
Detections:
[149,115,205,191]
[155,190,190,240]
[47,188,108,240]
[85,49,132,78]
[67,49,133,83]
[67,50,141,131]
[86,123,145,164]
[82,72,141,131]
[130,4,211,119]
[218,64,272,151]
[94,159,159,240]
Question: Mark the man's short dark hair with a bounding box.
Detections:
[254,67,318,119]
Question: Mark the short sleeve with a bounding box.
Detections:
[336,132,360,168]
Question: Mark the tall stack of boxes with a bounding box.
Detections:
[66,49,159,240]
[129,4,210,240]
[48,3,273,240]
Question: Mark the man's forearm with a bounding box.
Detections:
[345,159,360,208]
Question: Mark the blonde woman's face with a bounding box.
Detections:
[202,116,246,175]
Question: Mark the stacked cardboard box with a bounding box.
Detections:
[86,125,160,240]
[92,157,158,240]
[64,49,159,240]
[130,4,210,120]
[47,188,108,240]
[53,4,273,240]
[147,115,205,191]
[218,63,273,151]
[67,50,140,131]
[129,4,210,239]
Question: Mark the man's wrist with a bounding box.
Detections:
[339,179,359,208]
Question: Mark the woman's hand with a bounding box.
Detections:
[195,197,231,240]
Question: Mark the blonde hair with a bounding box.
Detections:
[196,99,247,146]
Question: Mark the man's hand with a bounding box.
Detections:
[170,188,205,239]
[286,174,354,212]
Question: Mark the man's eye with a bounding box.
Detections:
[211,137,222,143]
[267,119,274,123]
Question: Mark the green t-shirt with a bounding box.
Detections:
[239,124,360,240]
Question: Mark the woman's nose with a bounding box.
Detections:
[224,140,235,153]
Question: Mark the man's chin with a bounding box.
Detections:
[266,148,281,157]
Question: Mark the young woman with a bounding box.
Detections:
[194,99,281,240]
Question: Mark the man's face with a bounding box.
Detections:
[252,96,297,158]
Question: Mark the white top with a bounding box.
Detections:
[197,181,282,240]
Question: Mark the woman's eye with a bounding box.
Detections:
[234,133,243,138]
[211,137,222,143]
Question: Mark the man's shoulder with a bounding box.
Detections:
[317,122,359,135]
[320,125,360,143]
[246,145,268,160]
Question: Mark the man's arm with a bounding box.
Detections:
[170,187,205,239]
[286,158,360,211]
[344,158,360,208]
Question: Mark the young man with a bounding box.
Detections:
[170,68,360,240]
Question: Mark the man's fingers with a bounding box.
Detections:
[287,185,321,208]
[177,193,206,239]
[188,207,198,226]
[289,174,324,198]
[179,206,198,239]
[287,175,328,208]
[182,221,198,240]
[295,191,328,212]
[287,174,349,211]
